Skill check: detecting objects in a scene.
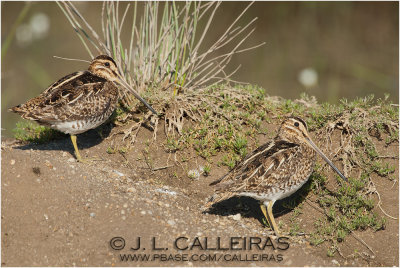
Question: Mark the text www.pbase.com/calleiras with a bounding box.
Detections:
[119,253,283,262]
[110,236,289,263]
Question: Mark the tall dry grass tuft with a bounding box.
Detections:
[58,1,264,142]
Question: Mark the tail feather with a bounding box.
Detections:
[203,192,234,211]
[205,172,236,211]
[9,105,37,121]
[209,175,225,186]
[8,104,23,113]
[9,103,50,122]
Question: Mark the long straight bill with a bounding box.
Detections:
[305,137,348,182]
[117,76,158,116]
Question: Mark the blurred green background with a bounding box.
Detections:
[1,2,398,137]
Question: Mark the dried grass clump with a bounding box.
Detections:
[58,1,264,142]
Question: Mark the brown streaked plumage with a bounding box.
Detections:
[206,117,347,236]
[9,55,157,162]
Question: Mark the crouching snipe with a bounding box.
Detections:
[206,117,347,236]
[9,55,158,162]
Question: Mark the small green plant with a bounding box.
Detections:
[309,233,325,246]
[119,147,128,154]
[106,147,116,154]
[107,145,128,154]
[13,121,64,143]
[371,161,395,176]
[232,135,248,157]
[220,154,239,170]
[327,246,337,257]
[203,164,211,176]
[166,137,181,153]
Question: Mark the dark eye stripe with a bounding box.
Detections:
[291,116,307,130]
[112,70,119,77]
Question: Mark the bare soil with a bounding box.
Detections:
[1,120,398,266]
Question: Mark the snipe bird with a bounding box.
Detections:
[206,117,347,236]
[9,55,158,162]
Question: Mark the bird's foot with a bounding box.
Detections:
[76,155,103,163]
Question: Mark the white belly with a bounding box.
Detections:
[51,117,106,135]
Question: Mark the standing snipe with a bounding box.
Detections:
[9,55,157,162]
[206,117,347,236]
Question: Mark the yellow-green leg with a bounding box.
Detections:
[70,134,102,163]
[260,201,280,236]
[70,134,83,162]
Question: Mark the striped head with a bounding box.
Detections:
[277,117,348,181]
[88,55,158,116]
[276,117,309,144]
[88,55,120,81]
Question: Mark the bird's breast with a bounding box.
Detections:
[51,108,114,135]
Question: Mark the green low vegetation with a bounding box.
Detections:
[13,120,65,143]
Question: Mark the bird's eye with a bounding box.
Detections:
[104,62,110,67]
[294,122,299,127]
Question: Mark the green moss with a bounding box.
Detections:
[371,161,396,176]
[13,121,65,143]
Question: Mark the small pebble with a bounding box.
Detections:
[62,152,68,157]
[89,212,96,218]
[121,210,125,215]
[67,158,76,163]
[140,210,146,215]
[232,213,241,221]
[44,214,49,220]
[123,203,128,208]
[10,159,15,165]
[127,187,136,193]
[113,170,125,177]
[167,220,176,226]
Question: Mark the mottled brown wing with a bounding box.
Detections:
[211,140,300,194]
[41,71,87,96]
[10,71,119,123]
[210,141,276,186]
